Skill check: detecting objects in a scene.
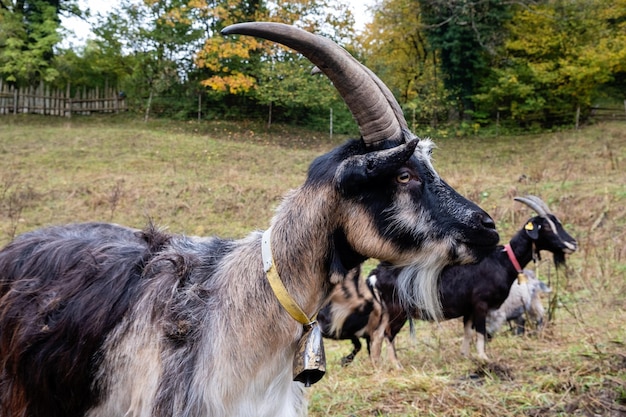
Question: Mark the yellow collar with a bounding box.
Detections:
[262,228,316,326]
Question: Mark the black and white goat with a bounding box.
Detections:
[317,267,382,366]
[317,264,407,369]
[330,196,576,364]
[0,23,499,417]
[486,269,551,337]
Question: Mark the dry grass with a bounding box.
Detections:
[0,115,624,416]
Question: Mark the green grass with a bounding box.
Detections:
[1,114,625,416]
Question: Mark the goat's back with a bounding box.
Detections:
[0,223,169,417]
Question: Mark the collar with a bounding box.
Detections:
[504,243,527,284]
[262,228,316,327]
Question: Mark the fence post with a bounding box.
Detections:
[66,83,72,118]
[575,105,580,130]
[198,93,201,121]
[41,81,46,115]
[13,87,17,115]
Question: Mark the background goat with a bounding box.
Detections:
[486,269,552,337]
[317,266,382,366]
[317,264,407,369]
[318,263,408,370]
[328,196,576,365]
[0,23,499,417]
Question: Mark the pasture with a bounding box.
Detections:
[0,115,624,416]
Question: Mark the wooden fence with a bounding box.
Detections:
[0,80,127,116]
[590,102,626,122]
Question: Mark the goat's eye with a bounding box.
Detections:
[397,172,411,184]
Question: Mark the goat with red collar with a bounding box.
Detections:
[367,195,577,362]
[449,195,577,360]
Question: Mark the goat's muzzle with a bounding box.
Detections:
[563,239,578,254]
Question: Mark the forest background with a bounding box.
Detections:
[1,0,625,136]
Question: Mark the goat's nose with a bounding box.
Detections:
[480,213,496,230]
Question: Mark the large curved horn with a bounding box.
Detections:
[221,22,406,147]
[514,195,552,217]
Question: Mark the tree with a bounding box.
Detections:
[0,0,79,85]
[195,0,358,128]
[91,0,205,119]
[418,0,517,119]
[359,0,450,128]
[474,0,626,127]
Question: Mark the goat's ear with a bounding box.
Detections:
[524,219,540,240]
[336,139,418,195]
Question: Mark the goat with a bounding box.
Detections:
[485,269,551,337]
[317,266,382,366]
[365,262,409,368]
[317,262,408,369]
[360,196,577,363]
[0,22,499,417]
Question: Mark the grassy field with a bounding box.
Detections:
[1,115,625,416]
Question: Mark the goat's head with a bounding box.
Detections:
[515,195,578,266]
[222,22,499,317]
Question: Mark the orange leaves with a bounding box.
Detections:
[196,30,263,94]
[196,34,260,79]
[201,73,256,94]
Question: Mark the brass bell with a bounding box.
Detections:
[293,321,326,387]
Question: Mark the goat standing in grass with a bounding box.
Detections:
[327,196,576,365]
[449,196,576,360]
[486,269,552,337]
[0,23,499,417]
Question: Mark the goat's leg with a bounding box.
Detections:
[474,329,490,362]
[368,311,389,366]
[341,337,362,366]
[475,333,489,362]
[474,306,490,362]
[515,316,526,335]
[386,336,403,369]
[461,317,473,357]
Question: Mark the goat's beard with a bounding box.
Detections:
[395,259,448,322]
[553,251,567,267]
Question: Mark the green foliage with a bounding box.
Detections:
[90,0,205,118]
[0,0,64,86]
[12,0,620,132]
[418,0,517,118]
[192,0,359,130]
[474,0,626,128]
[358,0,457,129]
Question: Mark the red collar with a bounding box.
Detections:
[504,243,523,273]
